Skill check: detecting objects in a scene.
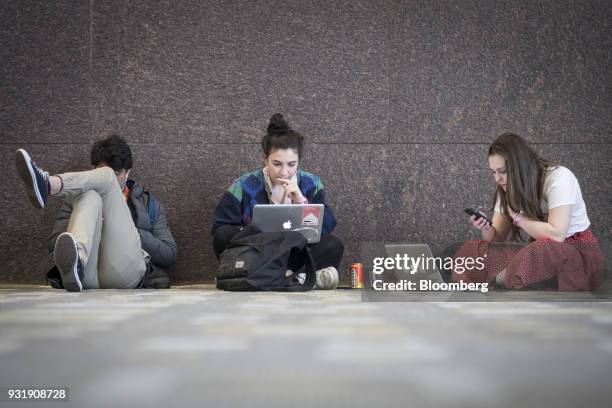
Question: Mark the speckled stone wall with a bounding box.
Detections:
[2,0,611,283]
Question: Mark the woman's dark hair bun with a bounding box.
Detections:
[262,112,304,158]
[267,113,290,136]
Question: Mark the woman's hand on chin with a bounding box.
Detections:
[277,177,307,204]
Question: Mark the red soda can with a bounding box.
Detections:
[350,263,364,288]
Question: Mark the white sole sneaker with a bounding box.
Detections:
[315,267,339,290]
[54,233,83,292]
[15,149,46,209]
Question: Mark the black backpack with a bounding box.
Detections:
[215,224,316,291]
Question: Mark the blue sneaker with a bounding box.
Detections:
[15,149,50,209]
[54,233,84,292]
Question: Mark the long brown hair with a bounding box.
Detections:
[489,133,553,240]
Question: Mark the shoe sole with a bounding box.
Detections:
[54,233,83,292]
[15,149,44,209]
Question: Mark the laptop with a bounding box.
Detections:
[253,204,324,243]
[384,244,445,288]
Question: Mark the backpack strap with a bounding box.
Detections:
[280,246,316,292]
[226,224,263,247]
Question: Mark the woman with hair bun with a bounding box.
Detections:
[453,133,604,291]
[212,113,343,289]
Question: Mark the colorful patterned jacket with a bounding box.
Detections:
[212,169,337,235]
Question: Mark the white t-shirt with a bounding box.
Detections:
[494,166,590,237]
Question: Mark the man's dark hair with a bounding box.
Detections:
[90,134,133,171]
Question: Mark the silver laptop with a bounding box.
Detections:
[384,244,444,287]
[253,204,324,243]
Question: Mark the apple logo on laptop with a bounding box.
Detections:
[283,220,292,230]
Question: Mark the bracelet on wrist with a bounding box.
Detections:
[512,212,523,226]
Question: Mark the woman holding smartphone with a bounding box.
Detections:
[453,133,603,290]
[212,113,344,289]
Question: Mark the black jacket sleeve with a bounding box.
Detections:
[212,191,244,234]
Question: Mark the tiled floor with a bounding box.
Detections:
[1,286,612,408]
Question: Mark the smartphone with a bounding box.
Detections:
[464,207,492,225]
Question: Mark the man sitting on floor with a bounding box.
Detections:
[15,135,177,291]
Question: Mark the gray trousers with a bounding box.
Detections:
[59,167,147,289]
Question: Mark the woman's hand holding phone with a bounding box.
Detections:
[470,215,492,232]
[464,208,493,232]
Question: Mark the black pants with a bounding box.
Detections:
[213,225,344,270]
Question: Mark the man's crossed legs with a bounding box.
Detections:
[16,149,147,292]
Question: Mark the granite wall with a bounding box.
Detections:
[1,0,611,283]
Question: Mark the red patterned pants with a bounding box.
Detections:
[452,229,604,291]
